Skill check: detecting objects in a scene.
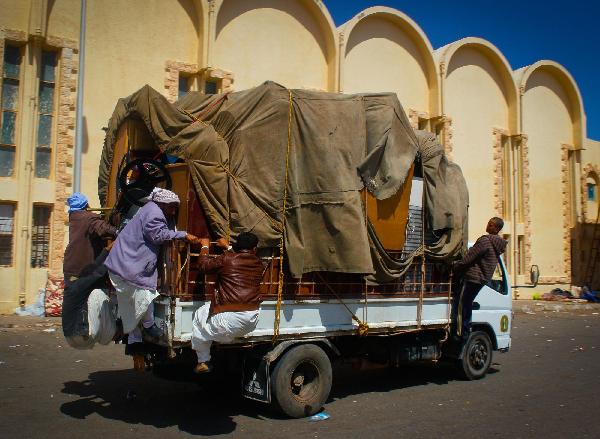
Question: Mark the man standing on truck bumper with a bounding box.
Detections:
[63,192,117,287]
[104,187,198,345]
[192,232,264,374]
[454,217,507,338]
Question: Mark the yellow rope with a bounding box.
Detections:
[272,90,294,343]
[315,272,369,337]
[217,163,283,232]
[180,107,283,236]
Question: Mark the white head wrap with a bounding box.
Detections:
[150,187,180,204]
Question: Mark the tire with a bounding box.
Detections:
[271,344,332,418]
[458,331,493,380]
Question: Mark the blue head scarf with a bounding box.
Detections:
[67,192,89,212]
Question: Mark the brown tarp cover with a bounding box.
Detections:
[99,82,468,280]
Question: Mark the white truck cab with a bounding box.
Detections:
[473,255,512,351]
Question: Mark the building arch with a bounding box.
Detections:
[436,37,518,133]
[582,163,600,222]
[209,0,337,90]
[515,60,585,148]
[339,6,439,115]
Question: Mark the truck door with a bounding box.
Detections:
[472,256,512,350]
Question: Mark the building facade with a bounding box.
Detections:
[0,0,598,312]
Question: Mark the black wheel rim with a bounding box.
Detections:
[289,360,320,403]
[468,339,489,371]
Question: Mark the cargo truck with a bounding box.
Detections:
[97,83,537,418]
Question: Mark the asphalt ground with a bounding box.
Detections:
[0,308,599,439]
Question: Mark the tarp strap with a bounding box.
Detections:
[195,92,230,121]
[315,272,369,337]
[272,90,294,343]
[217,163,283,232]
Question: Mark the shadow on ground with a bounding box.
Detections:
[60,361,498,435]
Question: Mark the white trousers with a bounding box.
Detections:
[108,273,158,344]
[191,303,259,362]
[65,289,118,350]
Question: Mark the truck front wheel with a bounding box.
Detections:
[271,344,332,418]
[458,331,493,380]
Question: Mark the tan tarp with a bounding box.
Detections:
[99,82,467,280]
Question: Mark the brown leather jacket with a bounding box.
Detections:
[198,250,264,314]
[63,210,117,277]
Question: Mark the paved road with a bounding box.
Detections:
[1,309,599,438]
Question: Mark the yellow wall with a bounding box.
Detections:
[1,0,599,310]
[583,139,600,167]
[0,0,30,30]
[444,47,510,241]
[212,0,329,91]
[342,15,429,113]
[81,0,200,206]
[523,70,573,277]
[46,0,80,40]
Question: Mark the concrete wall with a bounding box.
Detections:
[523,70,573,279]
[46,0,80,41]
[0,1,30,30]
[212,0,330,91]
[342,15,429,113]
[82,0,200,206]
[1,0,599,310]
[443,46,510,241]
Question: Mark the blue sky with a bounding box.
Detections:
[324,0,600,140]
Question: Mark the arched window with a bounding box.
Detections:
[586,172,599,222]
[587,178,597,201]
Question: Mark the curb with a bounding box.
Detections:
[513,299,600,313]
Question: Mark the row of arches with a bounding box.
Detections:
[115,0,588,284]
[180,1,585,148]
[52,0,587,286]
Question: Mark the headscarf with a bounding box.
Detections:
[67,192,89,212]
[150,187,180,204]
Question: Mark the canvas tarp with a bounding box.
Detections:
[99,82,467,280]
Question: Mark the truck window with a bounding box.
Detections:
[487,259,507,295]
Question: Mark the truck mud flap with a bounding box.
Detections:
[242,355,270,403]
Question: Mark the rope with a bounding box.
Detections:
[362,190,369,335]
[272,90,294,343]
[181,104,283,237]
[196,92,230,121]
[315,273,369,336]
[217,163,283,232]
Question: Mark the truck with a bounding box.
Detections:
[97,82,536,418]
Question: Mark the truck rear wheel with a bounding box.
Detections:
[458,331,493,380]
[271,344,332,418]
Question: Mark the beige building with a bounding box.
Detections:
[0,0,598,312]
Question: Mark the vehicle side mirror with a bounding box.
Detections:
[530,265,540,287]
[512,264,540,289]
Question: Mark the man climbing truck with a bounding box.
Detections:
[91,82,537,418]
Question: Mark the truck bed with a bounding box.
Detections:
[154,295,452,346]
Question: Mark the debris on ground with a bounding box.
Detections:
[14,289,45,317]
[581,287,600,303]
[308,412,330,421]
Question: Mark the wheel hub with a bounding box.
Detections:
[469,342,488,370]
[292,374,305,387]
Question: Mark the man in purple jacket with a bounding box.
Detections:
[454,217,507,338]
[105,188,198,344]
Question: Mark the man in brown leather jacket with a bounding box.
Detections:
[191,232,264,373]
